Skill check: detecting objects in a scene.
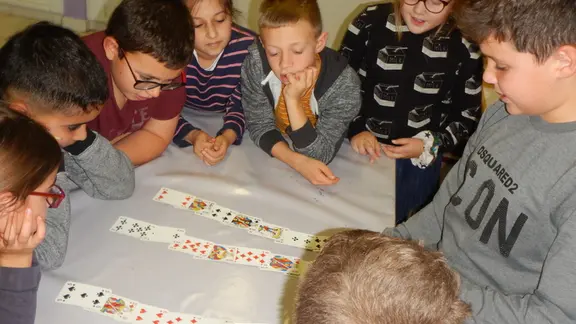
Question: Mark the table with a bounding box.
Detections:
[36,112,395,324]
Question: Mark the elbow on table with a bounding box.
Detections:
[36,250,66,271]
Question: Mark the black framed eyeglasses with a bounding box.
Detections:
[29,184,65,209]
[120,49,185,91]
[404,0,450,14]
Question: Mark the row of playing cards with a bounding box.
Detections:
[168,235,311,276]
[55,281,245,323]
[152,188,330,251]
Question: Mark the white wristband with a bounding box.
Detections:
[410,130,438,169]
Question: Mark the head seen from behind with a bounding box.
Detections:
[258,0,328,84]
[295,230,471,324]
[104,0,195,101]
[0,104,63,237]
[454,0,576,122]
[187,0,238,66]
[0,22,108,147]
[396,0,455,35]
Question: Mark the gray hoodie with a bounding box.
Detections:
[36,129,135,270]
[384,101,576,323]
[242,41,361,164]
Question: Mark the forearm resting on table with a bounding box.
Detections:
[115,129,170,165]
[271,141,305,168]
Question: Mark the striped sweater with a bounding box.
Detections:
[173,24,256,147]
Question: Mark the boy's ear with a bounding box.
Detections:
[8,101,31,116]
[103,36,120,61]
[315,31,328,53]
[553,45,576,79]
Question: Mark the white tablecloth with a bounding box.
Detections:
[36,112,395,324]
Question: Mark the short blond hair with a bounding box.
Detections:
[295,230,471,324]
[258,0,322,37]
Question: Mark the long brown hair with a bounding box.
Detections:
[0,103,62,206]
[188,0,241,21]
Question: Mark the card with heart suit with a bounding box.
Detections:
[152,187,194,209]
[55,282,112,312]
[97,294,139,322]
[127,303,169,323]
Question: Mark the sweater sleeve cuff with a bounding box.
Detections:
[63,129,97,155]
[172,123,199,148]
[0,259,41,291]
[347,116,367,140]
[259,129,286,156]
[217,123,243,145]
[286,120,317,149]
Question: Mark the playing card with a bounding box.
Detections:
[249,221,286,240]
[158,312,205,324]
[188,197,216,217]
[97,294,139,322]
[127,303,169,323]
[221,212,261,231]
[311,235,330,252]
[205,243,237,263]
[152,187,194,209]
[140,225,186,243]
[233,247,270,267]
[110,216,156,240]
[260,254,302,276]
[55,281,112,311]
[276,229,315,250]
[169,236,214,258]
[207,205,235,223]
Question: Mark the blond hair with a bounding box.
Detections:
[258,0,322,37]
[294,230,471,324]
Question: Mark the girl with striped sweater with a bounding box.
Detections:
[173,0,256,165]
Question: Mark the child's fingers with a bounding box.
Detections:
[382,145,403,159]
[33,216,46,245]
[17,209,33,245]
[318,163,337,181]
[392,138,412,146]
[2,213,16,247]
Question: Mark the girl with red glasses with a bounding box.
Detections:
[0,105,63,324]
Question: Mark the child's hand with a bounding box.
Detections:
[382,138,424,159]
[0,208,45,268]
[351,131,381,163]
[294,156,340,186]
[201,130,236,166]
[187,130,215,162]
[283,67,317,101]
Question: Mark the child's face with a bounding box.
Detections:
[260,21,327,84]
[32,109,100,148]
[481,36,567,120]
[189,0,233,61]
[400,0,454,34]
[0,170,57,236]
[104,37,183,102]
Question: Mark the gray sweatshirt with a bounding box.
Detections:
[242,41,361,164]
[36,129,135,270]
[384,101,576,323]
[0,258,40,324]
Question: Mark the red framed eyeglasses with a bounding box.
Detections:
[29,185,65,209]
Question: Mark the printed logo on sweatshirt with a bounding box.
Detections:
[347,16,367,35]
[407,104,433,129]
[422,36,450,58]
[386,13,409,32]
[366,118,393,140]
[461,106,480,121]
[377,46,408,70]
[414,72,445,94]
[374,84,399,107]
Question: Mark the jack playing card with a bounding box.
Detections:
[55,282,112,312]
[188,197,216,217]
[97,294,139,322]
[221,212,261,231]
[249,222,286,240]
[260,254,302,276]
[205,244,237,263]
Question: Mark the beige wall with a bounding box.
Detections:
[233,0,380,49]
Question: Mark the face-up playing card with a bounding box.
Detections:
[311,235,330,252]
[157,312,205,324]
[110,217,157,240]
[152,187,194,209]
[260,254,301,276]
[276,229,315,250]
[169,236,214,259]
[207,205,235,223]
[221,212,261,231]
[55,282,112,311]
[248,222,286,240]
[97,294,139,322]
[205,243,237,263]
[188,197,216,217]
[140,225,186,243]
[127,303,169,323]
[233,247,270,267]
